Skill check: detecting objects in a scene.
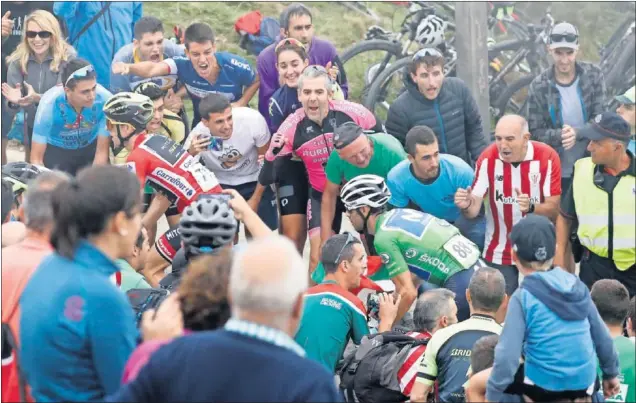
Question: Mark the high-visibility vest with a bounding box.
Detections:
[572,157,636,270]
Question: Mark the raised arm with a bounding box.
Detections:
[112,61,171,79]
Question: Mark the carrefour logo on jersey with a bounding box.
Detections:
[153,168,195,198]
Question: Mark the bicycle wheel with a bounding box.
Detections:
[493,74,536,119]
[340,39,403,104]
[363,56,411,122]
[605,33,635,95]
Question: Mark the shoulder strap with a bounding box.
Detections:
[68,2,112,46]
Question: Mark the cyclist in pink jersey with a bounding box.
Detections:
[264,65,383,273]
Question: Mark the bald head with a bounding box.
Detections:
[494,115,530,163]
[230,235,307,317]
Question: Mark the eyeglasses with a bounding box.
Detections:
[334,232,356,265]
[412,47,444,61]
[275,37,305,52]
[550,33,578,44]
[65,65,95,86]
[26,30,52,39]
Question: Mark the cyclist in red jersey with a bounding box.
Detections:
[103,92,223,235]
[262,65,384,272]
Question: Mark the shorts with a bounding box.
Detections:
[222,181,278,230]
[43,141,97,176]
[307,188,344,238]
[277,159,309,216]
[155,227,182,263]
[142,187,180,216]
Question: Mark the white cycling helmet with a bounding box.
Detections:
[340,174,391,211]
[415,15,447,47]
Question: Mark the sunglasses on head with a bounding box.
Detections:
[550,33,578,44]
[275,37,305,52]
[412,47,444,61]
[65,65,95,86]
[334,232,356,265]
[26,30,52,39]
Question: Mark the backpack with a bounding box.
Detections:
[235,11,280,56]
[338,331,429,403]
[126,288,170,327]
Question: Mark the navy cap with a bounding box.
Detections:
[509,214,556,263]
[578,112,631,145]
[333,122,364,150]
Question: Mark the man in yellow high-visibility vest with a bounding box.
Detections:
[555,112,636,296]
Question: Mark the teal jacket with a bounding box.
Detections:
[20,241,137,402]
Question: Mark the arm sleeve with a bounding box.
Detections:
[268,97,284,133]
[588,68,606,119]
[89,290,138,394]
[4,62,22,113]
[163,58,179,76]
[252,112,271,148]
[486,292,526,403]
[324,153,343,184]
[415,336,439,386]
[588,303,620,380]
[104,345,160,403]
[351,308,370,345]
[462,84,487,164]
[237,57,256,87]
[387,167,410,208]
[31,96,54,144]
[457,161,476,189]
[544,148,562,197]
[385,101,409,146]
[53,2,78,19]
[525,83,562,148]
[257,53,277,121]
[559,165,577,219]
[131,2,143,36]
[110,49,131,93]
[374,235,409,278]
[134,277,152,289]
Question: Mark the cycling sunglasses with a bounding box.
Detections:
[65,64,95,86]
[334,232,357,265]
[550,33,578,44]
[412,47,444,61]
[26,30,52,39]
[275,37,305,52]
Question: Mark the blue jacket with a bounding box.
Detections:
[486,267,619,402]
[106,319,343,402]
[54,2,143,88]
[20,241,137,402]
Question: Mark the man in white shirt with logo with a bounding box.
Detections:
[185,93,277,235]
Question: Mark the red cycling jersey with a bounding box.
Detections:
[126,133,222,213]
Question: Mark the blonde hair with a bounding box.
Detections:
[5,10,73,74]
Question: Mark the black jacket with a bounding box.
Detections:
[385,74,487,165]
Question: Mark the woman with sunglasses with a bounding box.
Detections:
[1,10,75,161]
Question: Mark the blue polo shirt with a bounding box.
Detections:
[387,155,474,222]
[20,241,137,402]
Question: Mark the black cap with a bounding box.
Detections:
[333,122,364,150]
[578,112,631,145]
[509,214,556,263]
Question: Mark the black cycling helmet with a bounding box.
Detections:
[179,197,238,255]
[1,162,50,197]
[133,81,166,101]
[103,92,154,132]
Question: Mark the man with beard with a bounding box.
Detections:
[525,22,605,194]
[387,125,485,250]
[112,22,259,127]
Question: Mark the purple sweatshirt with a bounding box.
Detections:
[257,36,348,127]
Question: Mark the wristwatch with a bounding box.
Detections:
[528,203,536,214]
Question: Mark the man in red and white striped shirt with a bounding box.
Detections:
[399,289,458,398]
[454,115,561,294]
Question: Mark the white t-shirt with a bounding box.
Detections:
[185,107,270,186]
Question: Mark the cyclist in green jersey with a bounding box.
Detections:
[314,174,485,321]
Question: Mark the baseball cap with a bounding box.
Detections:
[615,86,635,106]
[509,214,556,263]
[549,22,579,50]
[333,122,364,150]
[578,112,631,145]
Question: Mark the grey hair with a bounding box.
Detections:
[297,66,334,92]
[468,267,506,313]
[230,235,307,327]
[22,170,71,232]
[413,288,456,332]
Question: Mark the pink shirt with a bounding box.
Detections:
[1,237,53,345]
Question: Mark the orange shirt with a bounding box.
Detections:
[1,237,53,345]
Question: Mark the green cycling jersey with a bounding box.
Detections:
[312,209,481,286]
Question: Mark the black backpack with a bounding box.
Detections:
[338,331,430,403]
[126,288,170,327]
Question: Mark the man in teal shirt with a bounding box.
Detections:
[116,226,151,292]
[295,233,399,371]
[615,86,635,154]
